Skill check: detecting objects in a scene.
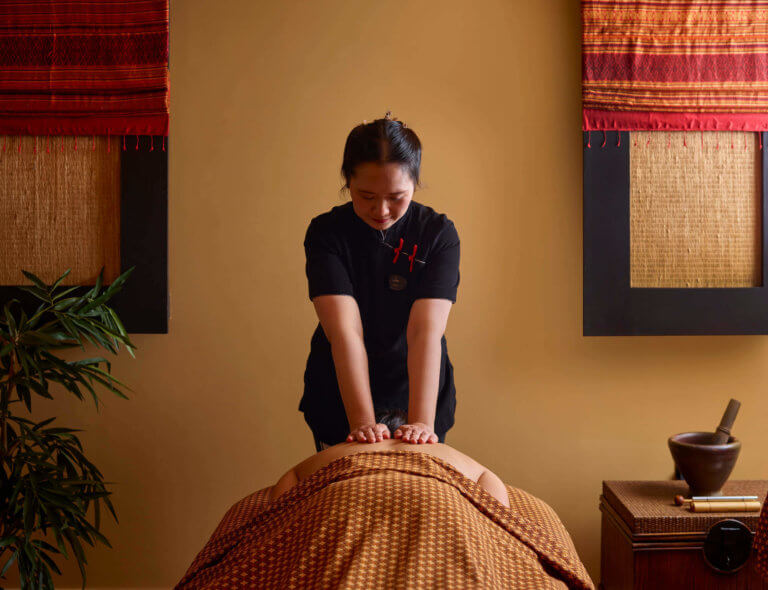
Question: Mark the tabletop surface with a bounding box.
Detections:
[602,480,768,535]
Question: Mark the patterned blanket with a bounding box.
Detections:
[175,451,594,589]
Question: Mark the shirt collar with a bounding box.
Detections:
[348,200,414,241]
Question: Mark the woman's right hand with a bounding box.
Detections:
[347,423,391,443]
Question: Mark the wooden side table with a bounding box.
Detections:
[600,480,768,590]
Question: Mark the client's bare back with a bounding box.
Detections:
[293,439,482,481]
[273,439,510,507]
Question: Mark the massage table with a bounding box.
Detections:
[175,451,594,589]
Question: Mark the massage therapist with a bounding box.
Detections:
[300,111,461,452]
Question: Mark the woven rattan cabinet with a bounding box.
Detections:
[600,480,768,590]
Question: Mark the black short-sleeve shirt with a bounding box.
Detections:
[300,200,460,444]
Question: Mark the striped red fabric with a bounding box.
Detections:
[0,0,168,136]
[582,0,768,131]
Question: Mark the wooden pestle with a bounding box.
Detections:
[712,398,741,444]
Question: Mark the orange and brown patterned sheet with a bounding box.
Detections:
[175,451,594,589]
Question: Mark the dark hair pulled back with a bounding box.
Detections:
[340,110,422,193]
[374,407,408,433]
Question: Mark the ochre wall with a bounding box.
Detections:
[15,0,768,587]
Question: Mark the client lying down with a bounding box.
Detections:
[271,413,510,508]
[175,411,594,590]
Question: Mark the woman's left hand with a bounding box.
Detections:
[394,422,438,444]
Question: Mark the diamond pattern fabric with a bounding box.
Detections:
[175,451,594,590]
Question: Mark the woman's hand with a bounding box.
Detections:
[347,423,391,443]
[394,422,438,444]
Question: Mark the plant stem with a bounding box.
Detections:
[0,349,14,460]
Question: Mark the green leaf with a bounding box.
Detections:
[52,285,80,302]
[38,548,62,575]
[4,302,18,336]
[23,494,34,535]
[63,530,87,575]
[104,495,118,523]
[65,373,91,403]
[17,384,32,412]
[69,318,113,352]
[21,270,49,290]
[76,293,113,316]
[26,379,53,400]
[82,364,128,389]
[18,349,31,378]
[17,285,51,304]
[21,540,36,565]
[19,330,76,347]
[70,357,107,367]
[107,308,136,357]
[50,268,72,291]
[43,427,78,436]
[93,494,101,531]
[32,417,56,431]
[57,315,85,350]
[89,267,104,299]
[52,297,83,312]
[53,530,68,559]
[80,369,128,400]
[0,549,17,576]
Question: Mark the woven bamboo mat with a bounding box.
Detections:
[630,131,762,288]
[0,135,121,286]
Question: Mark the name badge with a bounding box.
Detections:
[388,274,407,291]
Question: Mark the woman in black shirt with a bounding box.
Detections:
[301,111,460,451]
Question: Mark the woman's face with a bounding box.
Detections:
[348,162,414,230]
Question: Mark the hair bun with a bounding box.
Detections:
[384,110,406,127]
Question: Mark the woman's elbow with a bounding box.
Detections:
[323,321,363,346]
[406,322,443,345]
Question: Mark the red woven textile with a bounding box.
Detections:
[0,0,168,136]
[582,0,768,131]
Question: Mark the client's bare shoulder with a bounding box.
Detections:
[273,440,509,507]
[291,439,483,481]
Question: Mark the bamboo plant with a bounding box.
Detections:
[0,267,136,589]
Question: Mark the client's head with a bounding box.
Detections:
[374,407,408,434]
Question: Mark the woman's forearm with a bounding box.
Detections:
[406,330,442,428]
[329,331,375,429]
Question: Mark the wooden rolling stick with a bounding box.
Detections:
[674,494,760,512]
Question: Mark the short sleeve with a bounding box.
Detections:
[304,218,355,300]
[413,221,460,302]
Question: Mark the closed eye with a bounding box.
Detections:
[359,192,405,200]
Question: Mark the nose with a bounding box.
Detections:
[373,199,389,218]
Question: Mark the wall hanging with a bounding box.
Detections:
[582,0,768,335]
[0,0,169,333]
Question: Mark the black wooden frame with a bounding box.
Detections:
[0,135,168,334]
[583,131,768,336]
